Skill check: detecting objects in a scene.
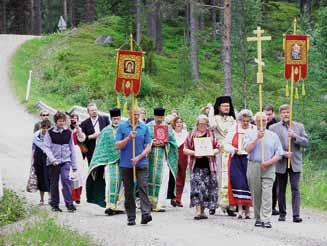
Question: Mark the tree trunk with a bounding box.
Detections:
[136,0,142,45]
[1,0,7,33]
[30,0,34,33]
[85,0,96,23]
[154,0,162,53]
[147,1,155,40]
[222,0,232,96]
[70,0,78,27]
[190,0,200,83]
[33,0,42,35]
[211,0,217,41]
[185,1,190,42]
[63,0,68,22]
[199,9,205,30]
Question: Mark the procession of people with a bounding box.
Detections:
[26,96,309,228]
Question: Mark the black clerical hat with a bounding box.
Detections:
[154,107,165,116]
[109,108,121,117]
[214,96,236,119]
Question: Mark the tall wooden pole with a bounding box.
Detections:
[130,33,137,180]
[288,18,297,169]
[247,26,271,162]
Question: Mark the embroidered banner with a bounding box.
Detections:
[284,34,309,82]
[115,50,143,96]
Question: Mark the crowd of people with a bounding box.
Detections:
[26,95,309,228]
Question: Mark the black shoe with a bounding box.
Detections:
[200,214,208,219]
[175,202,183,208]
[194,215,202,220]
[209,209,216,215]
[254,220,263,227]
[127,220,136,226]
[105,208,114,216]
[67,204,76,212]
[227,208,236,217]
[170,199,177,207]
[293,216,303,223]
[141,214,152,225]
[75,200,80,204]
[51,206,62,212]
[278,215,286,222]
[263,222,272,228]
[272,209,279,216]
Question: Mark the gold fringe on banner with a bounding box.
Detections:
[295,87,299,100]
[123,100,128,116]
[285,82,289,97]
[302,81,306,96]
[116,51,119,65]
[116,94,121,108]
[142,56,145,69]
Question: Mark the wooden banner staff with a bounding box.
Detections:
[129,33,137,181]
[287,18,297,169]
[247,26,271,163]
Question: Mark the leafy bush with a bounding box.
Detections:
[0,189,27,226]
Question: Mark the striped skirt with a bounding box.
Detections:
[228,155,252,206]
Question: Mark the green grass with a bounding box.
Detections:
[0,214,94,246]
[0,189,27,226]
[301,160,327,210]
[0,190,94,246]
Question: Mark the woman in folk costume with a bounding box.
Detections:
[27,119,52,205]
[184,115,220,220]
[147,107,178,212]
[171,116,188,207]
[69,114,86,204]
[225,109,254,219]
[86,108,124,216]
[208,96,236,216]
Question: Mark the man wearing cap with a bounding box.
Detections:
[147,107,178,212]
[110,108,123,130]
[208,96,236,216]
[86,108,124,216]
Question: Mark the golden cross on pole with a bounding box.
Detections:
[247,26,271,162]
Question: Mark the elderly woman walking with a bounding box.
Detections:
[184,115,220,220]
[225,109,255,219]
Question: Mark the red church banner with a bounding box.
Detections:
[115,50,143,96]
[284,34,309,82]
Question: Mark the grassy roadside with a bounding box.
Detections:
[0,189,94,246]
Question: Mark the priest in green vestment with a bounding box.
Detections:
[86,108,124,215]
[147,107,178,212]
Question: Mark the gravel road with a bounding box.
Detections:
[1,34,327,246]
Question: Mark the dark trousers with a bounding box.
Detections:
[277,168,301,217]
[272,179,278,210]
[121,167,151,221]
[167,171,175,200]
[49,162,73,207]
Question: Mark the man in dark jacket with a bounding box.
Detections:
[80,103,110,164]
